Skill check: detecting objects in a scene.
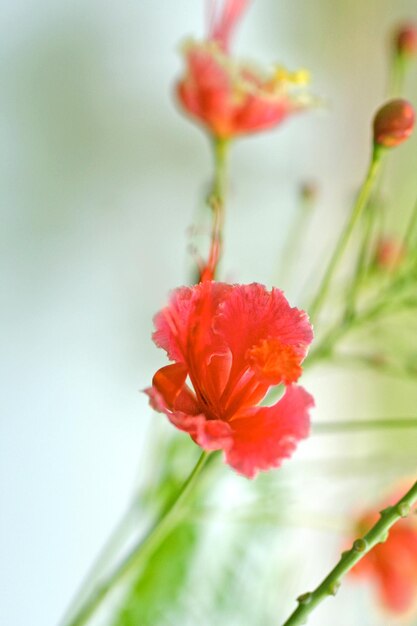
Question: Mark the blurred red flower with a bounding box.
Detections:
[146,281,314,478]
[350,494,417,615]
[374,237,405,271]
[176,0,312,140]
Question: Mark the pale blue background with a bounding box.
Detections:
[1,1,417,625]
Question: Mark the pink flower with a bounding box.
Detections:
[146,281,314,478]
[176,0,312,140]
[350,494,417,615]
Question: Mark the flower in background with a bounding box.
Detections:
[374,238,406,272]
[349,491,417,615]
[394,22,417,59]
[146,281,314,478]
[176,0,312,140]
[373,99,415,148]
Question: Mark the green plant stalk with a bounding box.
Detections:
[281,480,417,626]
[306,282,406,366]
[343,200,376,320]
[308,146,384,324]
[389,53,407,97]
[403,195,417,250]
[212,137,229,203]
[313,418,417,435]
[205,137,230,279]
[328,351,417,382]
[59,499,140,625]
[60,450,210,626]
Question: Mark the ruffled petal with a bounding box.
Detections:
[152,287,195,363]
[168,411,233,450]
[215,284,313,375]
[152,281,231,363]
[224,385,313,478]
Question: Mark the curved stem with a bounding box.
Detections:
[308,146,383,324]
[281,479,417,626]
[60,450,210,626]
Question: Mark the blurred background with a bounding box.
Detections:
[1,1,417,625]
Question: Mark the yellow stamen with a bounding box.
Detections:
[274,66,311,86]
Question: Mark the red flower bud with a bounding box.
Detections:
[375,238,405,271]
[394,23,417,57]
[373,99,415,148]
[300,181,318,204]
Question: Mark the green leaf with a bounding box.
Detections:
[111,521,199,626]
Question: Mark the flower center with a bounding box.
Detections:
[247,337,302,385]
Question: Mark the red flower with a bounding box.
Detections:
[146,282,314,478]
[374,237,405,271]
[394,23,417,58]
[350,494,417,615]
[176,0,312,140]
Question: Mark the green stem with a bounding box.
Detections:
[343,199,375,320]
[403,195,417,251]
[330,351,417,382]
[281,479,417,626]
[308,146,384,324]
[203,137,230,280]
[313,418,417,435]
[212,137,229,203]
[59,499,140,625]
[389,53,406,97]
[60,450,210,626]
[307,288,402,367]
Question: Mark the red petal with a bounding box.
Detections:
[208,0,250,50]
[215,284,313,392]
[224,385,313,478]
[233,94,290,135]
[375,526,417,613]
[146,382,232,451]
[170,413,233,450]
[151,363,199,415]
[152,282,231,364]
[177,46,234,137]
[350,521,417,614]
[152,286,195,363]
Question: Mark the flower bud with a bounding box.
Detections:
[375,238,405,271]
[394,23,417,57]
[373,99,415,148]
[300,181,318,204]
